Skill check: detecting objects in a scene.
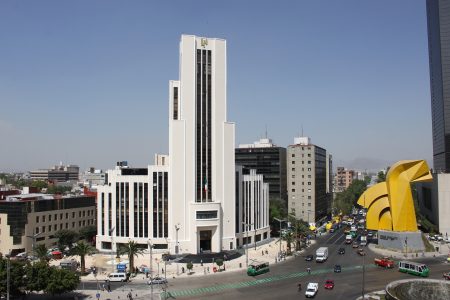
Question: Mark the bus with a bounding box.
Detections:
[398,261,429,277]
[247,262,270,276]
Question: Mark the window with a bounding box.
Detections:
[66,213,68,219]
[54,214,57,220]
[36,227,39,234]
[196,210,218,219]
[36,216,39,223]
[79,221,82,226]
[48,225,51,231]
[42,226,46,233]
[292,161,295,164]
[308,203,311,207]
[60,213,63,219]
[42,216,46,222]
[292,175,295,178]
[66,223,68,229]
[291,154,295,157]
[49,215,51,221]
[308,189,311,192]
[308,175,311,178]
[308,182,311,185]
[308,153,311,157]
[83,211,85,217]
[308,168,311,171]
[72,222,75,227]
[79,212,82,217]
[308,161,311,164]
[72,212,75,218]
[302,161,304,164]
[308,196,311,199]
[291,189,295,192]
[292,168,295,171]
[54,224,57,230]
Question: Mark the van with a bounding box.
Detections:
[108,272,128,282]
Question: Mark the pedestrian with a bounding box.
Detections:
[265,249,268,255]
[262,250,264,256]
[307,267,311,274]
[207,266,210,273]
[200,259,203,266]
[204,268,206,275]
[162,268,164,274]
[108,282,111,292]
[182,266,185,273]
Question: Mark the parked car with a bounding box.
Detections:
[334,265,342,273]
[148,276,168,285]
[338,248,345,255]
[324,279,334,289]
[305,255,314,261]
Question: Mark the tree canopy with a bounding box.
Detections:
[72,240,95,274]
[333,179,367,215]
[55,229,79,252]
[118,241,145,273]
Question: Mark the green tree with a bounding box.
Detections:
[186,262,193,274]
[376,171,386,183]
[25,261,52,293]
[72,240,95,274]
[282,231,294,255]
[34,244,49,263]
[55,229,79,252]
[333,179,367,215]
[45,267,80,295]
[215,258,224,270]
[0,257,26,296]
[79,225,97,244]
[31,180,48,190]
[118,241,145,274]
[269,199,285,222]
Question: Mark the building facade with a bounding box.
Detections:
[427,0,450,173]
[169,35,236,254]
[0,194,95,255]
[235,167,270,248]
[236,138,287,208]
[334,167,355,193]
[30,164,80,182]
[95,160,169,252]
[287,137,332,224]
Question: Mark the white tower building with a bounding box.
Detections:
[169,35,236,254]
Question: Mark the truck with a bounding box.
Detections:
[305,282,319,298]
[374,257,394,268]
[315,247,328,262]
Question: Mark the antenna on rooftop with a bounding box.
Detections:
[265,124,268,139]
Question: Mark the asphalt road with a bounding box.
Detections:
[78,228,450,299]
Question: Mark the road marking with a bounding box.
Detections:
[162,264,377,298]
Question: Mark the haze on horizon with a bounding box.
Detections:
[0,1,432,173]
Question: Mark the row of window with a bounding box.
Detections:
[291,168,312,172]
[292,174,312,179]
[291,153,311,157]
[292,202,312,207]
[35,209,95,223]
[291,182,312,186]
[291,160,311,164]
[35,219,95,234]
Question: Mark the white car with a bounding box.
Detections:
[305,282,318,298]
[148,277,168,285]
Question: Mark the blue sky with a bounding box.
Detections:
[0,1,432,172]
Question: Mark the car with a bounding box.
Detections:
[324,279,335,289]
[367,231,374,237]
[305,254,314,261]
[305,282,319,298]
[357,248,366,256]
[352,242,359,248]
[334,265,341,273]
[148,276,168,285]
[443,272,450,280]
[338,248,345,255]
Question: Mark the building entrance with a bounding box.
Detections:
[199,230,212,253]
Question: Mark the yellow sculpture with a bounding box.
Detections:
[357,160,432,232]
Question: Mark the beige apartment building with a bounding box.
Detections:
[0,193,96,256]
[334,167,355,192]
[287,137,332,224]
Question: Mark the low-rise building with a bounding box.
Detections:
[0,193,96,256]
[30,164,79,182]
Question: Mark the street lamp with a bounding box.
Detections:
[274,217,286,257]
[26,232,42,265]
[148,239,154,300]
[175,224,180,275]
[241,222,254,268]
[109,226,115,275]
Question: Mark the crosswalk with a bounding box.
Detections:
[161,264,376,298]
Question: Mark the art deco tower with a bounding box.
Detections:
[169,35,236,253]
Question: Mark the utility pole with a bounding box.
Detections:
[109,227,115,275]
[274,217,285,257]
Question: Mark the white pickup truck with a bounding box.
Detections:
[305,282,319,298]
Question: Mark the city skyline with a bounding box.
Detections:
[1,1,432,172]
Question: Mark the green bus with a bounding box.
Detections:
[398,261,429,277]
[247,262,270,276]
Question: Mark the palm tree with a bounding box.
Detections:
[34,244,49,263]
[119,241,145,273]
[72,240,95,274]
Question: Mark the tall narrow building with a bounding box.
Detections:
[169,35,236,253]
[427,0,450,172]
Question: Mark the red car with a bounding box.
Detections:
[324,279,335,289]
[444,272,450,280]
